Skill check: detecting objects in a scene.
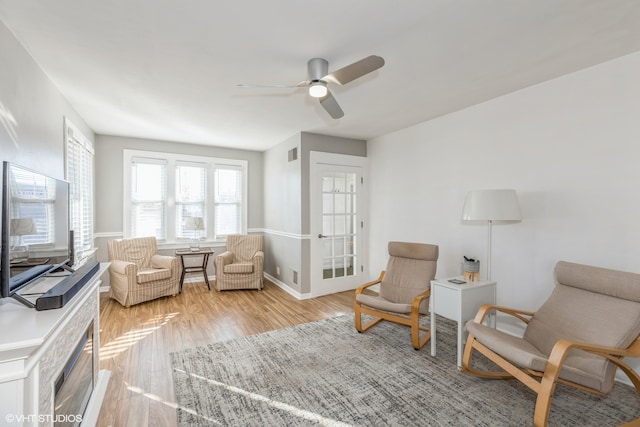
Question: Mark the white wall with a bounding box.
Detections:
[262,132,367,296]
[368,51,640,346]
[0,19,94,178]
[0,18,95,274]
[262,133,303,292]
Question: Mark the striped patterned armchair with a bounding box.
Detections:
[214,234,264,291]
[107,237,180,306]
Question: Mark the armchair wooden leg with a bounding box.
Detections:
[534,376,559,427]
[612,359,640,395]
[411,325,430,350]
[354,302,383,332]
[462,338,521,379]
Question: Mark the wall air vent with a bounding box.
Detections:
[288,147,298,162]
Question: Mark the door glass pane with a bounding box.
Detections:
[334,238,345,257]
[347,237,355,256]
[320,169,359,281]
[322,174,333,192]
[335,194,346,214]
[334,215,345,235]
[322,216,333,236]
[346,194,355,214]
[322,194,333,214]
[334,173,345,192]
[346,173,356,192]
[345,256,355,277]
[323,239,332,259]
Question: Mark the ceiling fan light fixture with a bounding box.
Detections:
[309,81,327,98]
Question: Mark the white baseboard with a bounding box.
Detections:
[264,273,312,300]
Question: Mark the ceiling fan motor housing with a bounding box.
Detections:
[308,58,329,81]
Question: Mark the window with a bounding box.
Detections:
[175,161,207,239]
[131,157,167,240]
[10,168,56,247]
[214,165,243,237]
[123,150,247,242]
[65,118,94,261]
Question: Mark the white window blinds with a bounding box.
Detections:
[131,157,167,240]
[123,150,247,243]
[214,165,243,238]
[10,168,56,246]
[175,161,207,239]
[65,118,94,260]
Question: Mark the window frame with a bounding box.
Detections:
[64,117,95,264]
[123,149,248,243]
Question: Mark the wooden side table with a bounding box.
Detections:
[430,277,496,367]
[175,248,214,292]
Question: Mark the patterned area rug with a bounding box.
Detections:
[170,315,639,426]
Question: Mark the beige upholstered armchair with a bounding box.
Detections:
[214,234,264,291]
[462,261,640,426]
[354,242,439,349]
[107,237,180,307]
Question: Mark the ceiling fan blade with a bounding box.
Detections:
[323,55,385,85]
[236,83,305,89]
[319,91,344,119]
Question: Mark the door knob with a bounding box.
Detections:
[318,234,326,238]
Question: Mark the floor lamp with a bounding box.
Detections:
[461,190,522,281]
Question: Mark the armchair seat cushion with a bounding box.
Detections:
[466,322,547,369]
[137,268,172,284]
[467,322,608,391]
[223,263,254,274]
[356,294,412,314]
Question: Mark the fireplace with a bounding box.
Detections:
[53,322,94,427]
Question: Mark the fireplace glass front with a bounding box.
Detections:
[54,322,94,427]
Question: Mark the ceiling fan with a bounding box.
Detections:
[237,55,385,119]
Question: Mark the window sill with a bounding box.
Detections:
[157,241,228,251]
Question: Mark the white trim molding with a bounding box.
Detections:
[260,229,311,240]
[264,273,312,300]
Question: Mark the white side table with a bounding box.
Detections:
[430,277,496,367]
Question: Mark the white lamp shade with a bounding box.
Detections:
[10,218,37,235]
[461,189,522,224]
[184,217,205,231]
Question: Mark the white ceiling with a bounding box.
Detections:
[1,1,640,151]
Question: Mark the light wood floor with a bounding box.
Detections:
[96,280,356,427]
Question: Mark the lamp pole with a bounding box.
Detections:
[487,220,493,281]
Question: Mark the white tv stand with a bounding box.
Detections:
[0,263,110,427]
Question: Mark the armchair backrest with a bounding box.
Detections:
[523,261,640,392]
[226,234,264,262]
[108,237,158,269]
[380,242,439,305]
[525,261,640,354]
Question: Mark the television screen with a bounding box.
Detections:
[1,161,71,298]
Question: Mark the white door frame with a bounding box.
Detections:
[309,151,368,297]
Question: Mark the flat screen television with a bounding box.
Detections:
[1,161,71,299]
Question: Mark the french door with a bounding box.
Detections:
[310,152,367,297]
